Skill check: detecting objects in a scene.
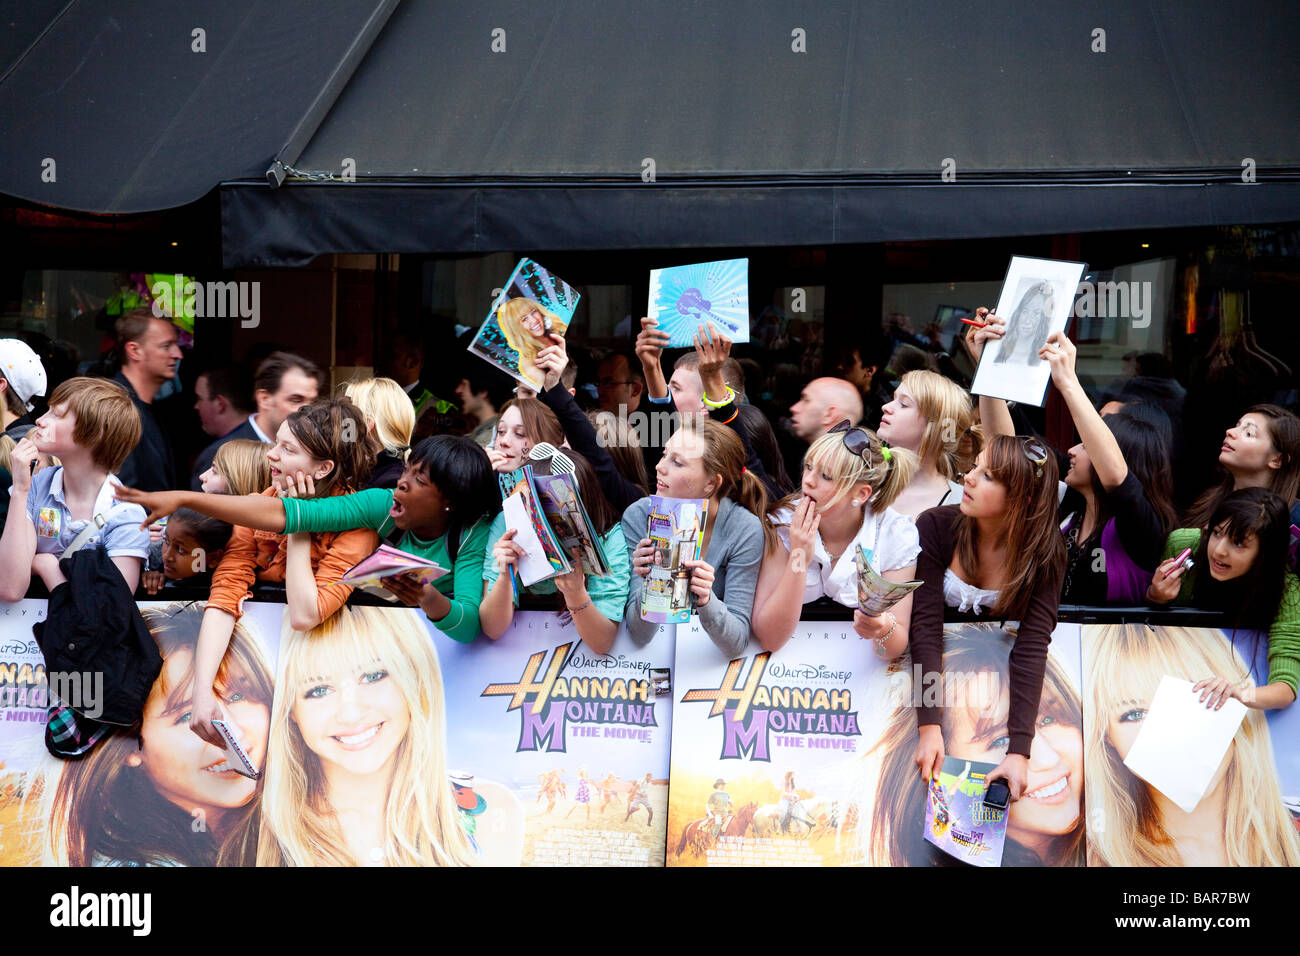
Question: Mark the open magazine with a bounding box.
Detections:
[532,472,609,577]
[923,756,1007,867]
[640,496,708,624]
[339,543,450,588]
[855,545,923,614]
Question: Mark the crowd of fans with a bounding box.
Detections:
[1,301,1297,808]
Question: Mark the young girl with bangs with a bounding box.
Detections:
[751,424,920,655]
[197,439,272,497]
[877,369,980,519]
[116,435,499,647]
[623,417,769,655]
[119,399,381,748]
[1146,487,1300,711]
[910,434,1067,804]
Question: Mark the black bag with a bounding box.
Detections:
[33,545,163,730]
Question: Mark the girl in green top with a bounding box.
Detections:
[1146,487,1300,711]
[116,436,499,644]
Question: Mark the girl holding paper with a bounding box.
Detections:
[1145,487,1299,711]
[481,448,631,654]
[1084,623,1300,866]
[750,424,920,656]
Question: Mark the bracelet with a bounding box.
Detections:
[701,386,735,410]
[566,598,593,614]
[874,613,898,649]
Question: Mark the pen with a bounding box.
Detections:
[959,317,988,328]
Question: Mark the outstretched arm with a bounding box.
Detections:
[115,486,287,533]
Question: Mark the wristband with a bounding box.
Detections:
[566,598,593,614]
[701,386,735,409]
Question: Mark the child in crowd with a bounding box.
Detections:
[0,378,148,602]
[120,399,379,747]
[910,435,1067,804]
[482,449,631,653]
[141,508,232,595]
[1147,487,1299,711]
[341,376,416,490]
[623,417,768,655]
[198,439,273,496]
[752,425,919,654]
[876,370,978,518]
[117,434,497,646]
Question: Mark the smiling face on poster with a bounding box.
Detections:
[1083,624,1300,867]
[970,256,1086,406]
[258,605,523,866]
[468,258,581,392]
[0,601,281,867]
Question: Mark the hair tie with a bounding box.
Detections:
[741,466,748,474]
[879,445,892,462]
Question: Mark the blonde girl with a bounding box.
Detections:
[341,376,416,490]
[752,425,919,654]
[1084,623,1300,866]
[257,605,523,866]
[200,439,273,496]
[497,296,564,389]
[878,370,981,518]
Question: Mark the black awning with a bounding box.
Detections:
[220,0,1300,265]
[0,0,395,214]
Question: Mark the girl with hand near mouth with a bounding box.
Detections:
[910,435,1067,808]
[876,370,977,519]
[623,417,769,655]
[750,424,919,654]
[1146,487,1299,711]
[117,435,498,648]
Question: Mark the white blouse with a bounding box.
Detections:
[773,502,921,608]
[942,568,1000,614]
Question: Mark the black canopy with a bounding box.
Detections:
[3,1,1298,266]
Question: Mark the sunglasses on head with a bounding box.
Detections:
[829,419,872,458]
[1021,436,1049,475]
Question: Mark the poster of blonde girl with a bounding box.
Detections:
[1083,624,1300,866]
[468,258,580,391]
[258,605,524,866]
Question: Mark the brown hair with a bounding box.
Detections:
[1186,404,1300,528]
[47,377,141,472]
[211,439,273,496]
[254,351,322,397]
[673,352,745,396]
[497,397,565,449]
[113,307,166,364]
[953,435,1065,619]
[676,416,772,549]
[589,409,649,493]
[282,399,377,495]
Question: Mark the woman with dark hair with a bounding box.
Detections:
[910,435,1068,803]
[1186,403,1300,540]
[39,603,271,866]
[117,434,499,647]
[1147,487,1299,711]
[481,448,631,654]
[971,326,1178,603]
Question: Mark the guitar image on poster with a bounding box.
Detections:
[648,258,749,346]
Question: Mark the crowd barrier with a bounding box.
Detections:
[0,590,1294,867]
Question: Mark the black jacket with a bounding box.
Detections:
[113,371,177,492]
[33,546,162,727]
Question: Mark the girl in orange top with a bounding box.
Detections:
[179,399,378,748]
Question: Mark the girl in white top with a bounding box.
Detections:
[752,424,920,654]
[877,370,982,520]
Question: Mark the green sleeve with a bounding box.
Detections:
[1162,528,1202,604]
[1267,572,1300,698]
[432,517,491,644]
[282,488,396,537]
[587,526,632,622]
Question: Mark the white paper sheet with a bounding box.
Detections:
[502,491,557,587]
[1122,675,1247,814]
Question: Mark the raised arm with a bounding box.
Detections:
[635,317,670,400]
[115,486,287,533]
[1039,332,1127,490]
[963,309,1015,439]
[0,439,40,602]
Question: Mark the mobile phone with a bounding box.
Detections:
[984,778,1010,811]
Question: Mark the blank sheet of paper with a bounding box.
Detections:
[1122,675,1247,814]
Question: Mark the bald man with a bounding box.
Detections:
[789,377,864,441]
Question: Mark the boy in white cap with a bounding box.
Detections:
[0,338,48,441]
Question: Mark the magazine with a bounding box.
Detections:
[647,258,749,347]
[210,719,260,780]
[339,543,450,588]
[501,466,572,586]
[855,545,923,614]
[467,258,581,391]
[532,472,609,577]
[640,496,709,624]
[923,756,1008,867]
